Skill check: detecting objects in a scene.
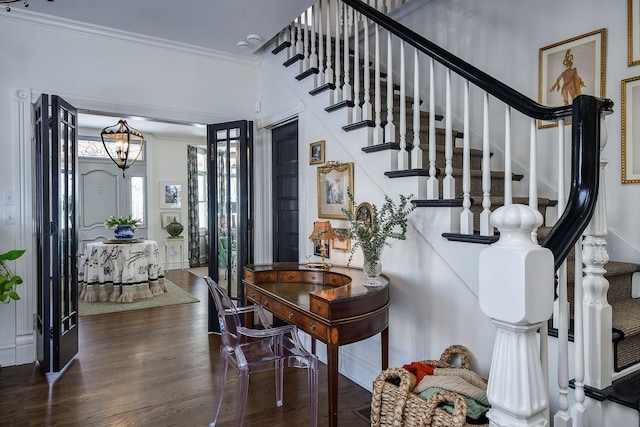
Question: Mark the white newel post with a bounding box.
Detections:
[479,204,554,427]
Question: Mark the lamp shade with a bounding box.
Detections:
[101,119,144,178]
[309,220,340,240]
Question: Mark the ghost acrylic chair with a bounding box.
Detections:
[205,277,318,427]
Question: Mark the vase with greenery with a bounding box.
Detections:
[105,215,141,239]
[340,191,414,284]
[0,249,26,303]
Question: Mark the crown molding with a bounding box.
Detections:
[1,9,262,66]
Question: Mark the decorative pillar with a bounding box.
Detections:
[479,204,554,427]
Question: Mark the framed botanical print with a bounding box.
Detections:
[317,162,354,219]
[309,140,325,165]
[332,228,351,251]
[622,76,640,183]
[538,28,606,128]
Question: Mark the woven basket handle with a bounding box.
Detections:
[371,367,413,427]
[422,390,468,427]
[439,344,472,369]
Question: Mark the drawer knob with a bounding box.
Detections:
[288,312,294,319]
[310,323,316,331]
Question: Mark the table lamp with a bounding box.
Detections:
[307,220,340,270]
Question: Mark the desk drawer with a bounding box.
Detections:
[261,295,300,324]
[303,271,325,284]
[299,315,327,341]
[278,271,302,282]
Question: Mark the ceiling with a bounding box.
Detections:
[10,0,314,138]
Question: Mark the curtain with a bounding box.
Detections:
[187,145,200,267]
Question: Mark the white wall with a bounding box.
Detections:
[0,12,258,366]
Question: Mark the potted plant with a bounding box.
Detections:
[104,215,142,240]
[339,191,414,284]
[0,249,26,303]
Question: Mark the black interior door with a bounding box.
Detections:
[272,121,299,262]
[35,94,79,373]
[207,120,253,332]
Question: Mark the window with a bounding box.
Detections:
[197,148,208,229]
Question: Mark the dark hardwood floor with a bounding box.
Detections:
[0,270,372,426]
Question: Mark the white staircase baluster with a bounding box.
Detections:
[317,1,324,85]
[334,0,342,101]
[310,5,318,70]
[384,31,395,143]
[411,48,422,169]
[572,237,586,426]
[362,14,372,121]
[427,58,438,199]
[442,69,455,198]
[398,40,407,159]
[325,0,333,86]
[480,92,493,235]
[352,11,362,123]
[342,3,352,102]
[289,20,296,59]
[460,80,472,234]
[503,106,512,206]
[296,16,303,56]
[304,8,310,70]
[373,23,383,145]
[529,119,538,219]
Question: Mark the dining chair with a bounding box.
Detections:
[205,277,318,427]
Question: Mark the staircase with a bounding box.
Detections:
[264,0,640,425]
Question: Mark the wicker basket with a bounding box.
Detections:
[370,345,489,427]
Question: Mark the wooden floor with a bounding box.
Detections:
[0,270,372,426]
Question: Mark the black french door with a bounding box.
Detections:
[207,120,253,332]
[35,94,79,373]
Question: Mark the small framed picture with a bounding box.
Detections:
[317,162,354,219]
[161,212,181,228]
[332,228,351,251]
[538,28,606,128]
[355,202,374,234]
[160,182,182,209]
[313,239,330,258]
[310,140,325,165]
[622,75,640,183]
[629,0,640,66]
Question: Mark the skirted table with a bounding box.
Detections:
[79,240,166,303]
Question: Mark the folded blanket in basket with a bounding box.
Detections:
[414,373,490,420]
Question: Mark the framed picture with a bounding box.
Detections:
[332,228,351,251]
[313,239,330,258]
[356,202,374,234]
[630,0,640,66]
[317,162,354,219]
[160,182,182,209]
[622,76,640,183]
[161,212,181,228]
[538,28,606,128]
[309,140,325,165]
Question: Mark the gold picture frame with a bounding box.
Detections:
[538,28,606,128]
[622,76,640,183]
[309,140,325,165]
[332,228,351,251]
[355,202,374,235]
[317,162,354,219]
[629,0,640,66]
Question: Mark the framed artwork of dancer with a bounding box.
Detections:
[538,28,606,128]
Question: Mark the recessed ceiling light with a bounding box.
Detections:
[236,40,250,48]
[246,34,261,43]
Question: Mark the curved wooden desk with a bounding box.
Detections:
[243,263,389,427]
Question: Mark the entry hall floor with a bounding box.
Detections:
[0,269,372,426]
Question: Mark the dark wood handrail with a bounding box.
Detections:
[342,0,614,268]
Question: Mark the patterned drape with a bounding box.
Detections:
[187,145,200,267]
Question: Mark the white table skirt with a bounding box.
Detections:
[79,240,165,303]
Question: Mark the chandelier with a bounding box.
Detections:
[100,119,145,178]
[1,0,53,12]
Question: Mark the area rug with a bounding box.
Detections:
[186,266,209,277]
[79,279,199,316]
